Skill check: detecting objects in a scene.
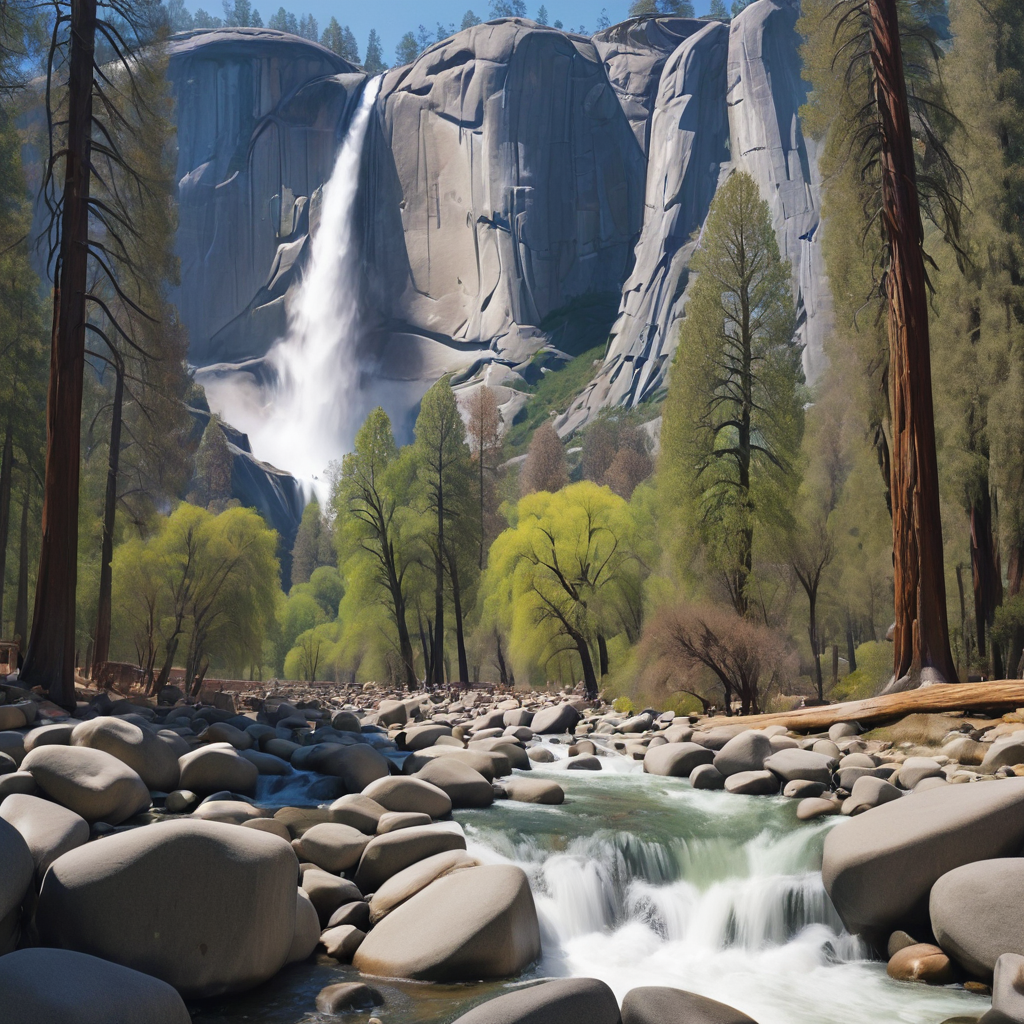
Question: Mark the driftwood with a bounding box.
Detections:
[700,682,1024,733]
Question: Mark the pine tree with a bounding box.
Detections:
[660,172,803,616]
[364,30,386,73]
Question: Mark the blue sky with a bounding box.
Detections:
[180,0,721,67]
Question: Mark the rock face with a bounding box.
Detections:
[353,863,541,981]
[0,947,191,1024]
[36,819,298,998]
[930,859,1024,978]
[822,777,1024,938]
[621,986,758,1024]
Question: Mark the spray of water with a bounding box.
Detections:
[205,75,382,501]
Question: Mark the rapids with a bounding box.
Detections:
[191,755,989,1024]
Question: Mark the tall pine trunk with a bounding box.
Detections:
[432,495,445,689]
[21,0,97,707]
[14,476,29,650]
[871,0,957,688]
[448,547,469,683]
[969,492,1002,671]
[0,421,12,632]
[92,359,123,670]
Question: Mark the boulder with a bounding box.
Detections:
[501,778,564,805]
[164,789,197,814]
[842,775,902,816]
[643,742,714,778]
[942,736,988,766]
[21,746,150,825]
[930,859,1024,978]
[404,746,510,780]
[243,818,292,842]
[292,822,369,873]
[285,888,320,964]
[896,757,943,790]
[177,744,258,796]
[829,722,860,741]
[327,900,371,930]
[354,823,467,892]
[198,721,253,749]
[763,748,837,786]
[531,704,581,735]
[0,771,36,799]
[191,800,266,825]
[378,810,432,832]
[989,954,1024,1024]
[353,864,540,981]
[274,805,331,838]
[36,819,298,998]
[689,764,725,790]
[70,716,180,792]
[23,723,75,750]
[0,730,25,765]
[312,742,391,791]
[239,749,292,775]
[0,704,27,730]
[331,711,363,733]
[528,746,556,763]
[328,793,388,833]
[0,947,191,1024]
[320,923,365,961]
[822,776,1024,938]
[0,817,32,954]
[621,986,757,1023]
[565,754,602,771]
[369,849,480,923]
[796,797,840,821]
[782,780,826,799]
[0,793,89,875]
[983,739,1024,774]
[376,700,408,727]
[470,738,531,771]
[362,775,453,818]
[316,982,384,1015]
[724,770,779,796]
[413,758,493,808]
[398,724,453,750]
[886,943,954,985]
[300,868,362,927]
[713,731,773,777]
[451,978,621,1024]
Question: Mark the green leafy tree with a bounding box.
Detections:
[414,378,473,685]
[334,407,419,688]
[484,482,648,698]
[706,0,727,17]
[290,497,334,586]
[660,171,803,616]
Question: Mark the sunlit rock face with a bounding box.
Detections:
[170,2,829,444]
[360,18,647,381]
[167,28,362,366]
[561,0,829,432]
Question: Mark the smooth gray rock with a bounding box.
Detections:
[531,704,582,735]
[177,744,258,796]
[0,817,32,954]
[897,757,944,790]
[621,985,758,1023]
[308,742,391,791]
[328,793,388,833]
[363,775,453,818]
[293,822,369,873]
[301,869,363,927]
[501,778,564,805]
[644,741,714,777]
[713,731,773,777]
[724,770,779,796]
[368,849,479,923]
[21,746,150,825]
[982,740,1024,775]
[823,776,1024,938]
[413,758,494,808]
[930,859,1024,978]
[36,819,298,998]
[763,748,837,785]
[689,763,725,790]
[353,864,541,981]
[0,793,89,876]
[842,776,902,816]
[989,953,1024,1024]
[797,797,839,821]
[316,981,384,1015]
[353,823,467,892]
[0,947,191,1024]
[783,779,827,799]
[451,977,621,1024]
[285,888,320,965]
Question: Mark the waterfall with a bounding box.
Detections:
[209,75,382,500]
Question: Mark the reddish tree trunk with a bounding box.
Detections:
[870,0,957,687]
[21,0,96,707]
[92,359,123,670]
[0,420,12,631]
[969,491,1001,661]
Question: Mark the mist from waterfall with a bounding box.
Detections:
[206,75,381,503]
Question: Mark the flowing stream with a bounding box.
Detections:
[203,76,382,500]
[192,760,988,1024]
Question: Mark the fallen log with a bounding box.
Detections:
[698,682,1024,733]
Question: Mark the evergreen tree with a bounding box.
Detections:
[394,31,418,66]
[364,29,386,73]
[660,172,803,617]
[268,6,297,32]
[298,12,317,40]
[534,6,548,25]
[319,19,359,61]
[290,498,334,587]
[166,0,194,32]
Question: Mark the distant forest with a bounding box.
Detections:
[164,0,753,72]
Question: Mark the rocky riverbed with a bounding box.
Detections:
[1,681,1022,1023]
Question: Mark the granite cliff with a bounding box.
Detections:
[167,0,829,465]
